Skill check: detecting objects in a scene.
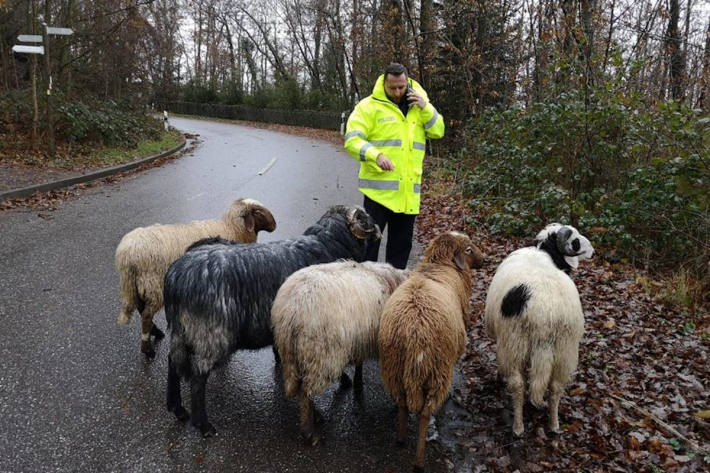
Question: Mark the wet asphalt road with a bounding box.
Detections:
[0,117,454,472]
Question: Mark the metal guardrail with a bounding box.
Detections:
[158,102,346,132]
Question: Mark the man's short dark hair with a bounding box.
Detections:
[384,63,408,78]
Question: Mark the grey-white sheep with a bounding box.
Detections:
[484,223,594,437]
[271,260,409,444]
[115,198,276,357]
[378,232,484,472]
[165,205,380,437]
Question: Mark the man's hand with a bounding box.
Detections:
[376,153,395,171]
[407,89,426,108]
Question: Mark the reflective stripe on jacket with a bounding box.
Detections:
[344,75,445,214]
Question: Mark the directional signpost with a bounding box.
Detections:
[17,34,43,43]
[11,45,44,55]
[12,24,73,158]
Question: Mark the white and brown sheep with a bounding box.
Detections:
[271,260,409,444]
[115,198,276,357]
[378,231,484,472]
[484,223,594,437]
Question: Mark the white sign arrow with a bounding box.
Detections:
[46,27,73,36]
[12,45,45,55]
[18,34,43,43]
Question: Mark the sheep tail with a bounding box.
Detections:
[281,357,300,399]
[528,344,554,408]
[402,350,430,414]
[274,323,300,398]
[167,314,192,380]
[116,259,140,326]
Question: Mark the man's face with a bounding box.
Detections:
[383,73,408,104]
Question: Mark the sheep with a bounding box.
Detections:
[378,232,484,472]
[115,198,276,358]
[271,260,409,444]
[164,205,381,437]
[483,223,595,437]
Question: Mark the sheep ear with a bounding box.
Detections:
[453,252,467,271]
[556,226,574,255]
[564,255,580,269]
[243,212,255,234]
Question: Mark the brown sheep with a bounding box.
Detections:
[378,231,484,472]
[115,198,276,357]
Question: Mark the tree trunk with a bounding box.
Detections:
[419,0,434,89]
[664,0,683,101]
[195,2,203,83]
[699,17,710,111]
[580,0,595,88]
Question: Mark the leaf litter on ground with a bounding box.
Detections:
[415,184,710,473]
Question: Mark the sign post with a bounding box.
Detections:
[12,24,72,159]
[42,22,55,158]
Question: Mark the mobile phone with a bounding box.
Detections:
[407,86,414,95]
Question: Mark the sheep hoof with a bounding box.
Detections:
[169,405,190,423]
[412,465,425,473]
[141,342,156,359]
[303,432,321,447]
[151,325,165,340]
[313,409,325,425]
[117,313,131,326]
[512,427,524,438]
[196,422,216,437]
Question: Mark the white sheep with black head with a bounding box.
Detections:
[484,223,594,437]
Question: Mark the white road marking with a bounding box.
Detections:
[258,158,277,176]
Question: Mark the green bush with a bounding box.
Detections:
[460,88,709,273]
[56,99,162,147]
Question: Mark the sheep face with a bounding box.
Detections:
[345,205,381,241]
[226,198,277,241]
[535,223,594,270]
[423,231,484,271]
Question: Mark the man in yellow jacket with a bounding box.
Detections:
[344,63,445,269]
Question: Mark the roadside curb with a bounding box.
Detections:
[0,136,187,201]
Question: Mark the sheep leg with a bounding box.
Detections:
[353,363,363,389]
[190,372,216,437]
[338,372,352,390]
[397,405,408,447]
[413,411,431,473]
[548,380,563,434]
[166,358,189,422]
[139,304,160,358]
[299,390,319,446]
[508,371,525,437]
[151,324,165,340]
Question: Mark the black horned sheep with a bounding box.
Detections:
[165,205,380,437]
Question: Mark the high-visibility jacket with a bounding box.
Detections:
[344,75,445,214]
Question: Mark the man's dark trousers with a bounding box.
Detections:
[363,195,416,270]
